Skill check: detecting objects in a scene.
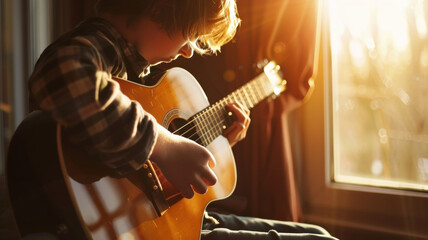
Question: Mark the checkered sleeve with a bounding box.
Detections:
[29,37,158,177]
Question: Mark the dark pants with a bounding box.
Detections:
[201,212,339,240]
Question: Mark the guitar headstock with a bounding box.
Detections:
[263,61,287,98]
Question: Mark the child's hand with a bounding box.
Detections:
[223,102,251,147]
[150,125,218,199]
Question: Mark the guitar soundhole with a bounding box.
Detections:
[168,118,202,145]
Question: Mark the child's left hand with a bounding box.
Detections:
[223,102,251,147]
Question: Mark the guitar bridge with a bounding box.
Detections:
[126,160,170,217]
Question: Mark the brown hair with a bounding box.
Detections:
[95,0,240,54]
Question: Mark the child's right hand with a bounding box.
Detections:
[149,124,218,199]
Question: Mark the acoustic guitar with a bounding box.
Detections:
[6,61,285,240]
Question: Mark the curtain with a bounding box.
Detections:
[231,0,321,222]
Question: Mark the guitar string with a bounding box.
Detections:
[172,95,254,146]
[190,118,228,145]
[171,90,250,141]
[171,104,225,136]
[169,74,268,136]
[170,77,271,145]
[172,107,228,142]
[170,97,235,137]
[171,83,260,137]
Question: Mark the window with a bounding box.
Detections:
[1,0,53,167]
[293,1,428,239]
[1,0,53,238]
[329,0,428,191]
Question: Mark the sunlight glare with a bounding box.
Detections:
[349,39,365,68]
[331,0,411,51]
[335,0,371,38]
[376,1,410,51]
[421,46,428,68]
[330,0,428,191]
[415,1,428,38]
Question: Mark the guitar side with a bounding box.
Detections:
[58,68,237,240]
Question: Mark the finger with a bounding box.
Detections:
[232,125,246,139]
[232,120,249,134]
[223,104,251,146]
[230,122,245,136]
[226,103,241,116]
[237,102,250,115]
[244,117,251,129]
[236,121,246,129]
[191,175,208,194]
[237,120,249,134]
[202,147,216,168]
[227,104,250,127]
[223,121,247,140]
[201,167,218,186]
[232,102,250,116]
[180,185,195,199]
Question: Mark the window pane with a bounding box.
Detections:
[330,0,428,190]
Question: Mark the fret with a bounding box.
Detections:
[239,88,245,106]
[250,81,260,104]
[202,112,212,146]
[202,110,211,144]
[247,84,256,106]
[234,90,241,107]
[231,94,239,106]
[245,86,253,107]
[205,110,214,144]
[209,109,217,137]
[224,95,230,105]
[195,104,222,147]
[242,85,253,108]
[211,105,219,131]
[214,103,225,132]
[253,76,262,98]
[255,78,265,101]
[212,106,223,136]
[194,114,208,146]
[241,89,249,107]
[259,75,270,98]
[209,105,224,143]
[240,89,250,108]
[217,99,228,131]
[248,83,257,106]
[232,89,244,105]
[192,61,285,147]
[205,109,216,143]
[253,77,264,101]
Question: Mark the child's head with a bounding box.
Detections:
[95,0,240,54]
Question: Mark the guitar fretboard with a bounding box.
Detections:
[192,73,276,147]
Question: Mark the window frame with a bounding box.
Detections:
[290,1,428,239]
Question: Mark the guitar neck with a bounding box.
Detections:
[191,62,285,147]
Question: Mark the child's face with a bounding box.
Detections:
[132,18,194,65]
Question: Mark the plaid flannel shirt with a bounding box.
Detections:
[29,18,158,177]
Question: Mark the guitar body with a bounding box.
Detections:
[58,68,237,240]
[7,62,283,240]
